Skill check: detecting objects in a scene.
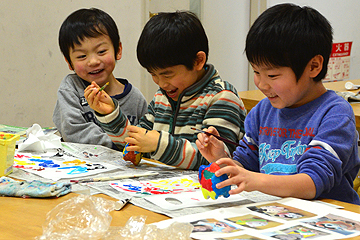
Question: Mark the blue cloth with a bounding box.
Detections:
[0,177,71,198]
[234,90,360,205]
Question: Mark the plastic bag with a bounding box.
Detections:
[103,215,194,240]
[36,194,193,240]
[36,194,116,240]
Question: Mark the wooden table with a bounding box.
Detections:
[1,192,359,240]
[0,192,170,240]
[238,79,360,128]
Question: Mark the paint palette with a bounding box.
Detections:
[109,177,201,196]
[13,153,119,181]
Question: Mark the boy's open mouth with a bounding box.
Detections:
[166,88,178,98]
[267,94,278,99]
[89,69,104,75]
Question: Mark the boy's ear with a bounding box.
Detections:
[65,57,74,71]
[194,51,207,71]
[309,55,323,78]
[116,42,123,60]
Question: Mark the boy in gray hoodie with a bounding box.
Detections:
[53,8,147,150]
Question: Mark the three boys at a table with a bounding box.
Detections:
[54,4,360,205]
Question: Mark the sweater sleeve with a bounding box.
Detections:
[151,89,246,170]
[52,85,115,149]
[95,98,155,151]
[297,111,359,199]
[95,100,131,150]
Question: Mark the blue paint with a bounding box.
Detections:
[123,184,142,192]
[58,166,88,174]
[29,159,54,164]
[39,162,60,168]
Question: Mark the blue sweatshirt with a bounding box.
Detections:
[234,90,360,205]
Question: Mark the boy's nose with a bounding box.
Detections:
[155,78,169,89]
[158,81,169,89]
[256,78,270,91]
[88,55,100,66]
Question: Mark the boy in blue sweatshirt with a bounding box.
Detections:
[197,4,360,204]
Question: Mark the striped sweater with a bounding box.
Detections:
[96,64,246,170]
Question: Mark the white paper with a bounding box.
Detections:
[109,176,201,196]
[18,124,61,152]
[155,198,360,240]
[13,152,119,181]
[144,190,247,210]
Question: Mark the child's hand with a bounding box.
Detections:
[196,126,228,163]
[84,81,115,115]
[125,125,160,153]
[214,158,258,195]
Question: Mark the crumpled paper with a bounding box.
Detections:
[18,124,61,152]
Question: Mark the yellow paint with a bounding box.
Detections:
[63,159,86,165]
[14,159,35,165]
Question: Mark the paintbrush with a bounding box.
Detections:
[99,82,109,91]
[191,127,245,148]
[70,172,159,183]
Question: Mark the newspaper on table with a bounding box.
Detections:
[155,197,360,240]
[11,142,281,218]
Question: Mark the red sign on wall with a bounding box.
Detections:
[324,42,352,82]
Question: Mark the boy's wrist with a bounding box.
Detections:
[94,101,120,124]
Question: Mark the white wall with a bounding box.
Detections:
[1,0,360,129]
[268,0,360,82]
[0,0,146,128]
[202,0,250,93]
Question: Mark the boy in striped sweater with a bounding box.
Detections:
[84,11,246,170]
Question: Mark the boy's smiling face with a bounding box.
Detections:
[252,56,326,109]
[149,65,200,101]
[148,52,206,101]
[67,35,121,86]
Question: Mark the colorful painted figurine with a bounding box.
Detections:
[123,143,143,166]
[198,162,230,200]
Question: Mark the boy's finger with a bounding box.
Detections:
[91,81,100,88]
[126,125,139,133]
[229,185,245,195]
[215,158,232,167]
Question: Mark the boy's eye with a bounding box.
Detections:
[98,49,107,54]
[76,55,86,59]
[253,70,260,75]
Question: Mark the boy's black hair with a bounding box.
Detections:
[245,4,333,82]
[59,8,120,67]
[137,11,208,71]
